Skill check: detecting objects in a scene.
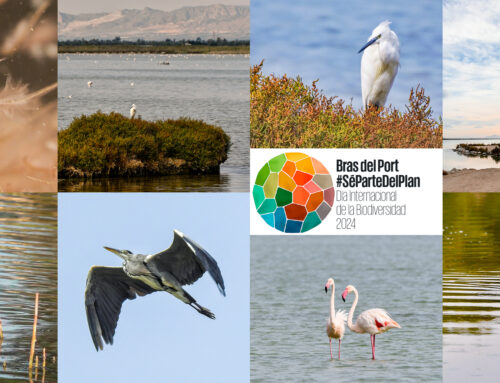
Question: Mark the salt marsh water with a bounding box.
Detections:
[58,53,249,192]
[251,236,441,382]
[443,193,500,383]
[0,194,57,382]
[251,0,442,116]
[443,139,500,171]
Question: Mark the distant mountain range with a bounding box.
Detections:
[58,4,249,41]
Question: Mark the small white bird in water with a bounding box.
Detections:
[87,81,93,88]
[130,104,136,119]
[358,20,400,110]
[130,82,134,87]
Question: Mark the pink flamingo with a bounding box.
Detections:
[341,285,400,360]
[325,278,347,360]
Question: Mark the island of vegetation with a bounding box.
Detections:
[58,112,230,178]
[251,62,442,148]
[58,37,249,54]
[454,143,500,159]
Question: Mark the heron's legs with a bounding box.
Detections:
[190,302,215,319]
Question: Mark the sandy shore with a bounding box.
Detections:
[443,168,500,192]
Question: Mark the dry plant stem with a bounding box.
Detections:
[35,355,39,381]
[0,82,57,107]
[42,348,46,368]
[0,319,3,339]
[28,293,39,373]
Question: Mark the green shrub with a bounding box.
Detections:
[58,112,230,177]
[251,62,442,148]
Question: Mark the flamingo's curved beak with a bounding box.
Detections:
[341,289,348,302]
[325,280,332,293]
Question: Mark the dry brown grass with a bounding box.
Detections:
[0,0,57,192]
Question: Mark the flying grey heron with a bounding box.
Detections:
[84,229,225,351]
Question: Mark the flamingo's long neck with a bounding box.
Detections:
[347,287,362,333]
[329,283,336,322]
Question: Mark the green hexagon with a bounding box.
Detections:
[268,154,287,172]
[275,187,293,207]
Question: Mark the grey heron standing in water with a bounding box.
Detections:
[84,229,226,351]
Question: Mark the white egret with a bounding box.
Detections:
[358,20,400,110]
[130,104,136,119]
[87,81,93,88]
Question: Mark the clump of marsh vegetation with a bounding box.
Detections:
[455,143,500,159]
[58,112,230,178]
[250,62,442,148]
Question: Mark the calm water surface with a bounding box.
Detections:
[443,139,500,171]
[443,193,500,383]
[251,236,441,382]
[58,53,249,192]
[0,194,57,382]
[251,0,442,116]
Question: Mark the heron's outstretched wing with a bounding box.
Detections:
[84,266,156,351]
[145,230,225,296]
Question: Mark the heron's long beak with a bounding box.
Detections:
[103,246,126,259]
[358,36,380,54]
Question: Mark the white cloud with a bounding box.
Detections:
[444,0,500,137]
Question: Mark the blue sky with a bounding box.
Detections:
[58,193,249,382]
[444,0,500,137]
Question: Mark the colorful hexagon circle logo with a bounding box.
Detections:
[253,152,334,233]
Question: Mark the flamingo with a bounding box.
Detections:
[325,278,347,360]
[341,285,400,360]
[87,81,93,88]
[130,104,136,119]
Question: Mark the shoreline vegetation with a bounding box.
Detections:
[58,112,230,178]
[58,38,249,54]
[250,62,442,148]
[453,143,500,159]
